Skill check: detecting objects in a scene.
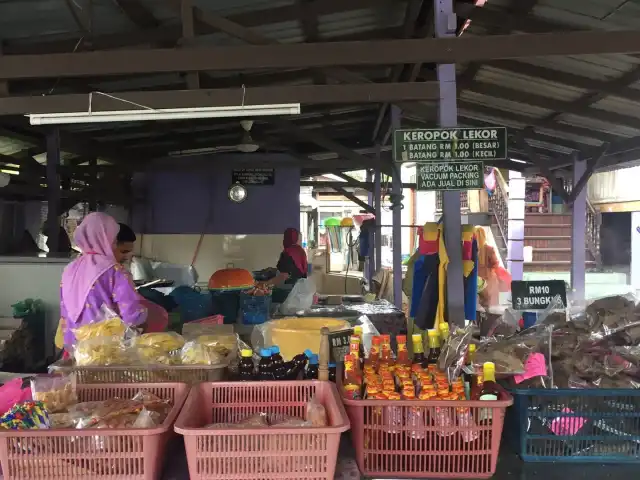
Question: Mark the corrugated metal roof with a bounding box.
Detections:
[146,0,294,22]
[521,54,640,81]
[0,137,32,156]
[560,115,640,137]
[461,91,553,118]
[475,66,588,100]
[591,96,640,120]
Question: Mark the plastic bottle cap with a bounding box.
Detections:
[483,361,495,372]
[469,344,476,353]
[328,363,336,368]
[270,345,280,354]
[439,323,449,332]
[411,334,422,342]
[427,329,437,337]
[241,349,253,357]
[309,354,319,365]
[353,326,363,335]
[304,349,314,358]
[260,348,272,357]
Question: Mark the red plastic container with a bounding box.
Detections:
[342,386,513,478]
[0,382,189,480]
[175,381,350,480]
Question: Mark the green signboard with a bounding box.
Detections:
[416,161,484,191]
[393,127,507,162]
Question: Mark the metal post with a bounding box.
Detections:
[571,153,587,301]
[391,106,403,310]
[435,0,465,327]
[374,150,382,275]
[367,169,376,284]
[46,128,61,253]
[631,211,640,297]
[88,157,98,212]
[507,170,526,281]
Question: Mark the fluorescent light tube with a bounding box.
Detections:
[28,104,301,125]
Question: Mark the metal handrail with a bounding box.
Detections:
[586,197,602,269]
[564,179,602,270]
[494,168,509,195]
[488,173,509,264]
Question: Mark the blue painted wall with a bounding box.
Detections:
[132,156,300,235]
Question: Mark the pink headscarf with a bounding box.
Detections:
[61,212,119,325]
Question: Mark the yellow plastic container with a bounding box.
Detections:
[266,317,352,361]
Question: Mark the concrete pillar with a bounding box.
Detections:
[571,155,587,301]
[435,0,465,327]
[507,170,525,281]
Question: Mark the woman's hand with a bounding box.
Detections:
[266,272,289,286]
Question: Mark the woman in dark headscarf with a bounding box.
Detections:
[272,228,308,285]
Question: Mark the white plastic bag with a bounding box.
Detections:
[280,278,316,315]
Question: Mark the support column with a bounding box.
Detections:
[46,128,61,253]
[391,106,403,310]
[507,171,525,281]
[88,157,98,212]
[367,170,376,284]
[374,158,382,275]
[571,154,587,301]
[631,212,640,296]
[435,0,464,327]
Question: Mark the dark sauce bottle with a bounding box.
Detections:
[257,348,275,381]
[305,354,319,380]
[238,348,255,381]
[270,345,287,380]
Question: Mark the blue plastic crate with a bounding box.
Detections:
[170,286,214,323]
[506,387,640,463]
[210,290,241,324]
[239,292,271,325]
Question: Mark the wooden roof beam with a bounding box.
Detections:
[0,82,439,115]
[7,27,640,79]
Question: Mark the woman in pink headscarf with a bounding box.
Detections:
[56,212,147,351]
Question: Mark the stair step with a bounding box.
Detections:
[527,260,596,265]
[532,248,590,252]
[525,261,598,272]
[525,213,572,226]
[525,236,571,239]
[525,225,572,236]
[526,213,571,216]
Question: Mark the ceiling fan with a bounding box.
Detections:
[169,120,266,157]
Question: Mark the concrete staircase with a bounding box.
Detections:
[494,213,596,272]
[524,213,596,272]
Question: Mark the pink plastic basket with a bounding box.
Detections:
[342,385,513,478]
[0,382,189,480]
[50,361,226,384]
[175,381,350,480]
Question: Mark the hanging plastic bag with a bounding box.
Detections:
[484,168,497,193]
[0,378,32,416]
[280,278,316,315]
